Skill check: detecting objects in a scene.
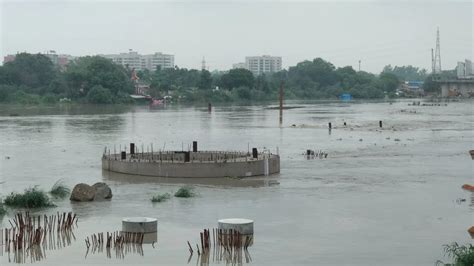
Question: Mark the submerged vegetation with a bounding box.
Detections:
[436,242,474,266]
[4,187,55,208]
[174,186,195,198]
[49,180,71,199]
[151,193,171,203]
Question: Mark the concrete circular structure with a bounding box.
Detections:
[102,148,280,178]
[122,217,157,233]
[218,218,254,235]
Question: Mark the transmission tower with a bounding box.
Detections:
[431,48,435,74]
[433,27,442,74]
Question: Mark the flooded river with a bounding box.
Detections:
[0,100,472,265]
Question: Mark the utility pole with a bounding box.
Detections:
[279,81,284,125]
[358,60,361,71]
[434,27,442,74]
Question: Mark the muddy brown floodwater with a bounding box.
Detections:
[0,100,473,265]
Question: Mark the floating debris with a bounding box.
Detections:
[461,184,474,192]
[304,150,328,159]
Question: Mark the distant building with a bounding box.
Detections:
[3,51,74,70]
[440,79,474,97]
[44,51,75,70]
[245,55,282,76]
[232,62,246,69]
[457,59,474,79]
[101,50,174,71]
[400,80,424,95]
[340,93,352,101]
[3,55,15,63]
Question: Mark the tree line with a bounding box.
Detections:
[0,52,440,104]
[0,53,134,104]
[139,58,401,102]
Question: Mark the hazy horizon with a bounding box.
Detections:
[1,0,472,73]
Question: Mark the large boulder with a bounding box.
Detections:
[70,183,96,202]
[92,182,113,200]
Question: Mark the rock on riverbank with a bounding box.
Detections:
[70,182,113,202]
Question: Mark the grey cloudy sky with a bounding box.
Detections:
[1,0,472,73]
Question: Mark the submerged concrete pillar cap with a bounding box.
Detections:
[218,218,254,235]
[122,217,158,233]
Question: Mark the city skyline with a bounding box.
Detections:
[1,1,472,72]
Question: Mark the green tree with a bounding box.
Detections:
[0,53,57,93]
[137,69,152,82]
[150,67,200,92]
[65,56,133,98]
[382,65,427,81]
[255,74,270,93]
[219,68,255,89]
[288,58,338,89]
[0,85,16,102]
[377,72,400,93]
[198,70,212,90]
[86,85,114,104]
[233,86,251,100]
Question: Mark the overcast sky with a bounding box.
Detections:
[1,0,472,73]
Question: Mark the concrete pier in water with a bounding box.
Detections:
[102,147,280,178]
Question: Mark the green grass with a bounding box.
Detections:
[437,242,474,266]
[151,193,171,203]
[49,180,70,199]
[4,187,55,208]
[174,186,195,198]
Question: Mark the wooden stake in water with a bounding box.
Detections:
[279,81,284,124]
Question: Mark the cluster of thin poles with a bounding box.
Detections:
[0,212,77,263]
[85,231,145,259]
[104,146,260,163]
[187,228,252,265]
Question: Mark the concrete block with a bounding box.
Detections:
[122,217,157,233]
[218,218,254,235]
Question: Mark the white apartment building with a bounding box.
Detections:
[457,59,473,79]
[102,50,174,71]
[245,55,282,76]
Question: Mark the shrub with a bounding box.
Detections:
[151,193,171,203]
[41,93,59,104]
[86,85,114,104]
[438,242,474,266]
[9,90,42,104]
[115,91,135,104]
[49,180,71,199]
[4,187,55,208]
[233,86,251,100]
[174,186,195,198]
